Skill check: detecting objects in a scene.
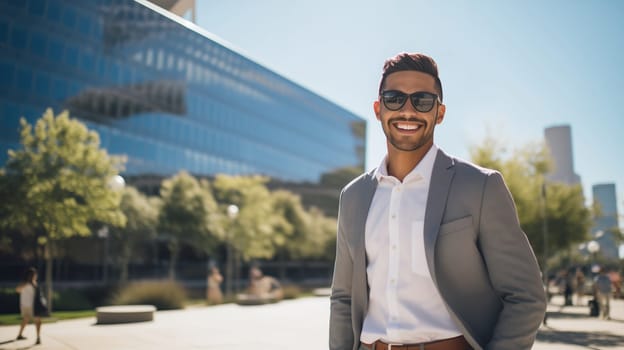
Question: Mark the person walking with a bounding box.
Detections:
[594,267,612,320]
[16,267,44,345]
[574,267,586,306]
[329,52,547,350]
[206,266,223,305]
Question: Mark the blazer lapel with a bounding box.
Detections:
[424,150,456,286]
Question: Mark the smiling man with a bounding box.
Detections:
[329,53,546,350]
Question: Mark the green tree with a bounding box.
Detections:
[305,207,338,261]
[212,175,285,260]
[111,186,161,283]
[268,190,338,280]
[158,171,221,279]
[0,109,126,309]
[272,189,337,261]
[271,190,308,279]
[470,137,591,272]
[212,175,284,295]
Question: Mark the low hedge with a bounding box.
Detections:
[112,280,187,310]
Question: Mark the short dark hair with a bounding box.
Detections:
[24,267,37,283]
[378,53,443,102]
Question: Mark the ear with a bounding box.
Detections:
[436,103,446,124]
[373,100,381,121]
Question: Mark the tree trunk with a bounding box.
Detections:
[168,240,179,280]
[234,249,240,294]
[119,244,131,283]
[225,242,233,297]
[278,250,287,281]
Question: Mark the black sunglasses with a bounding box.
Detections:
[380,90,440,112]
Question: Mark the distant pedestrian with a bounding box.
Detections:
[574,267,585,306]
[560,269,573,306]
[16,267,45,345]
[608,270,621,299]
[206,266,223,305]
[593,267,612,320]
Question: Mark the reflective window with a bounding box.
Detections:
[46,2,62,22]
[28,0,46,16]
[35,72,50,96]
[16,66,33,93]
[61,6,77,31]
[0,19,8,43]
[0,0,365,183]
[10,24,27,50]
[0,60,13,89]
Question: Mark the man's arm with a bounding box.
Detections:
[478,172,547,350]
[329,196,355,350]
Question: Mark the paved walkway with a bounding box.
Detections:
[0,295,623,349]
[535,295,624,349]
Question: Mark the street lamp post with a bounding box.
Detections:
[587,240,601,273]
[225,204,239,297]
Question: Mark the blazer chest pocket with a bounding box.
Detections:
[438,215,473,237]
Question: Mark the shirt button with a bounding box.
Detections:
[391,279,396,284]
[391,214,396,219]
[392,245,397,250]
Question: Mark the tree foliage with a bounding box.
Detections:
[470,136,592,265]
[111,186,160,282]
[212,175,284,260]
[271,190,336,260]
[0,109,127,309]
[158,171,221,279]
[1,109,126,240]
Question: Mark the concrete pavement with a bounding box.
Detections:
[1,295,623,349]
[535,295,624,349]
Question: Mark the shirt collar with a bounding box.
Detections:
[374,144,439,183]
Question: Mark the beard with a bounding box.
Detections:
[383,113,437,152]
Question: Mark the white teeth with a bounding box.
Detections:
[396,123,419,130]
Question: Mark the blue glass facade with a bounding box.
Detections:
[0,0,366,184]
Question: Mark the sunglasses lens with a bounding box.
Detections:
[381,91,407,110]
[382,91,438,112]
[411,92,436,112]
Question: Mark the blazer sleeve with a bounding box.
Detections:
[329,192,355,350]
[478,172,547,350]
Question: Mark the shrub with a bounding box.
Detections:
[281,284,303,300]
[112,280,186,310]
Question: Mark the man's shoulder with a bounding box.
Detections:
[442,152,499,178]
[341,169,376,194]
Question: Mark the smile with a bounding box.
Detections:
[393,122,422,131]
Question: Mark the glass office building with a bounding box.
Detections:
[0,0,366,186]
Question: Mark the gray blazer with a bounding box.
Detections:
[329,149,547,350]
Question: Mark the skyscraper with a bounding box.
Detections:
[592,183,620,259]
[544,125,581,185]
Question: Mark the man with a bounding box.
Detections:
[593,267,612,320]
[329,53,546,350]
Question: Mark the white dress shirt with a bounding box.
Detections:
[360,144,461,344]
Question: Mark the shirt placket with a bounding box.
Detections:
[387,182,402,331]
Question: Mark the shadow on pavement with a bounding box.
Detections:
[545,308,591,320]
[537,328,624,349]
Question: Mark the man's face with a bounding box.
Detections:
[374,71,445,153]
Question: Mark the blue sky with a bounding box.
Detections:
[196,0,624,223]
